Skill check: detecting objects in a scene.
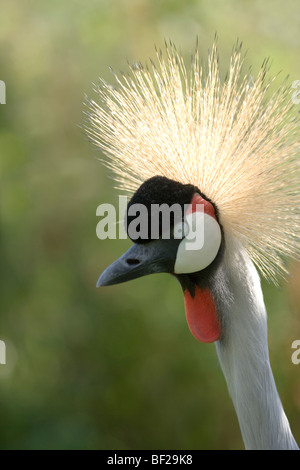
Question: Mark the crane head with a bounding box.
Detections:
[86,42,299,285]
[88,41,299,342]
[97,175,224,343]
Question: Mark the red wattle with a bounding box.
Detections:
[184,286,221,343]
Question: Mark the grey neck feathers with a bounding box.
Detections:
[212,236,298,450]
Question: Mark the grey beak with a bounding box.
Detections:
[97,238,180,287]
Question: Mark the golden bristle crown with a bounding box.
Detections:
[85,41,300,282]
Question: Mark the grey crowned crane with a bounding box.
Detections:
[86,42,299,450]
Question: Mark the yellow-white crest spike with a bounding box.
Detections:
[85,41,300,282]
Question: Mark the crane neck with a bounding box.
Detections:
[213,236,298,450]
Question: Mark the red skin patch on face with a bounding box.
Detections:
[183,193,220,343]
[187,193,217,220]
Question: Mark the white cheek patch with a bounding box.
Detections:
[174,212,222,274]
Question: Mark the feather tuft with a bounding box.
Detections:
[85,41,300,282]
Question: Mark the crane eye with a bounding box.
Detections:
[173,220,189,239]
[174,212,222,274]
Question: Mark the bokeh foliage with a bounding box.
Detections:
[0,0,299,449]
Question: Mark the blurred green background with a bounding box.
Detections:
[0,0,299,450]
